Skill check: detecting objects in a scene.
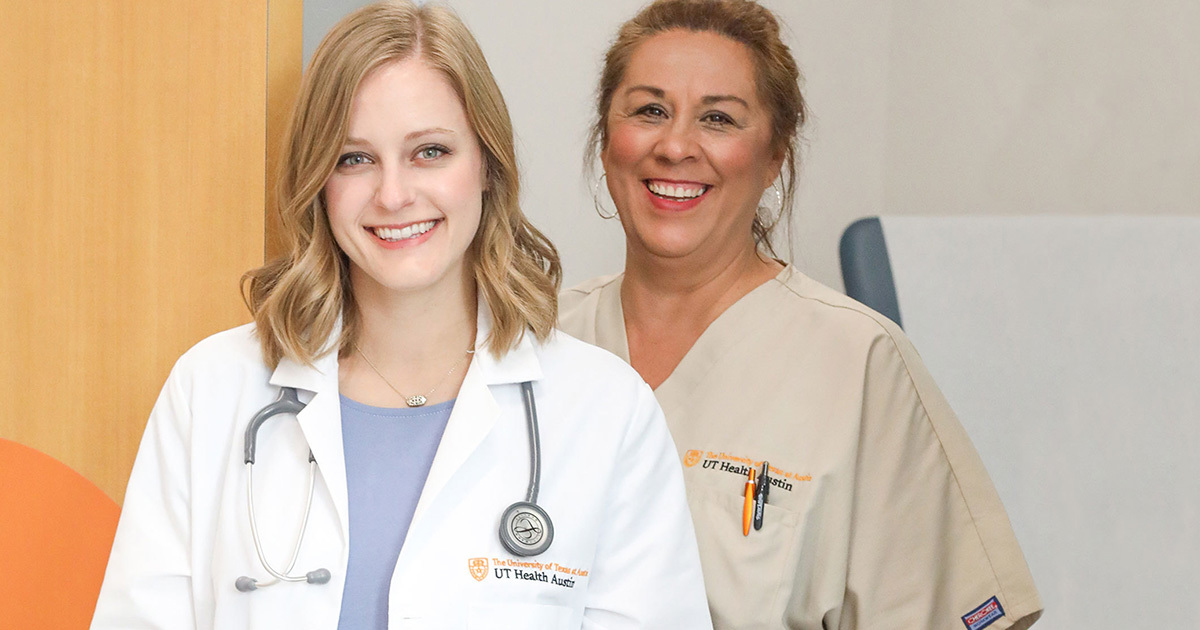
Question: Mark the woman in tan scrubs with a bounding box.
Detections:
[558,1,1043,628]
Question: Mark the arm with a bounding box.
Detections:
[582,383,713,630]
[838,333,1041,630]
[91,364,197,629]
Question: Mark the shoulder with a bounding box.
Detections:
[774,271,972,476]
[167,322,270,391]
[770,266,902,343]
[535,328,645,395]
[558,273,620,320]
[560,273,622,302]
[525,329,659,442]
[736,266,916,372]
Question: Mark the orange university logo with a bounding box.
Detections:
[468,557,489,582]
[684,450,702,467]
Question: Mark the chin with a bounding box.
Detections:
[626,224,708,260]
[635,236,707,261]
[357,259,468,297]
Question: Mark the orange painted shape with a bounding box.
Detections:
[0,439,121,628]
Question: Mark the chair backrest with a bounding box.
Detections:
[839,215,1200,629]
[839,216,903,327]
[0,438,120,629]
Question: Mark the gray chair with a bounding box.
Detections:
[838,216,902,327]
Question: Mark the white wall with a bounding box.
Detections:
[303,0,1200,290]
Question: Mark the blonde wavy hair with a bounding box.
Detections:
[243,0,560,368]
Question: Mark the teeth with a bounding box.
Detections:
[647,180,707,199]
[372,220,437,242]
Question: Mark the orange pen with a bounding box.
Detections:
[742,468,757,536]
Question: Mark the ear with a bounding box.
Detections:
[763,146,786,189]
[599,140,612,175]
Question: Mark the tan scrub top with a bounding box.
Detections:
[559,265,1042,630]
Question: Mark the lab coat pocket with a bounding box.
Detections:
[467,602,574,629]
[688,486,800,628]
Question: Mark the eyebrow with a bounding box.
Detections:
[405,127,456,141]
[701,94,750,108]
[623,85,750,109]
[343,127,456,146]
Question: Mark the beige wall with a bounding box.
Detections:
[307,0,1200,289]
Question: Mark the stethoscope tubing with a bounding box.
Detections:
[520,381,541,505]
[244,458,318,586]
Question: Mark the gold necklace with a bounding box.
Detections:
[353,341,475,407]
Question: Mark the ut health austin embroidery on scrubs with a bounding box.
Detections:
[336,396,453,630]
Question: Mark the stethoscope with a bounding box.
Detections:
[234,381,554,592]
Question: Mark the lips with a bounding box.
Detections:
[643,179,710,211]
[645,179,709,200]
[364,219,442,249]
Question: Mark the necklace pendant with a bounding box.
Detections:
[406,395,428,407]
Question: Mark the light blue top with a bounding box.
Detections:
[336,396,453,630]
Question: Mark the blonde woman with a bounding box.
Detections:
[92,2,710,628]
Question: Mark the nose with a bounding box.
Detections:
[653,119,700,164]
[374,163,415,212]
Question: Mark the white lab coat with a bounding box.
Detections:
[92,308,712,629]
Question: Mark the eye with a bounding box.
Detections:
[337,152,371,168]
[416,145,450,161]
[635,104,668,119]
[701,111,736,126]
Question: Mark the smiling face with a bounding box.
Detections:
[602,30,782,265]
[324,57,485,300]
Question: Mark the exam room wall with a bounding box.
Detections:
[306,0,1200,290]
[0,0,302,503]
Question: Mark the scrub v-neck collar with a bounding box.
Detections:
[597,264,793,395]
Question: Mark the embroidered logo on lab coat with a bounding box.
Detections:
[477,558,588,588]
[684,450,703,467]
[468,557,489,582]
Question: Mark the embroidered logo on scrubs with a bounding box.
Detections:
[962,596,1004,630]
[468,557,489,582]
[687,449,810,492]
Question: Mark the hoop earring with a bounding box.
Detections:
[758,181,784,219]
[592,173,618,220]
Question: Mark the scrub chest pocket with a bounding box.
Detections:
[688,486,801,628]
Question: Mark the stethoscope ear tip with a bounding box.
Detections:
[235,577,258,592]
[307,568,332,584]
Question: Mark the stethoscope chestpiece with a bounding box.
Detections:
[499,501,554,557]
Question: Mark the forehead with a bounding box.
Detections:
[622,30,759,102]
[346,57,471,135]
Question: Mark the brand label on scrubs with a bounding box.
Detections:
[685,449,810,492]
[470,557,588,588]
[962,596,1004,630]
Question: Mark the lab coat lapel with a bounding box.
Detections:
[409,304,543,526]
[409,352,498,526]
[267,338,350,542]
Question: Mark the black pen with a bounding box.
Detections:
[753,461,769,530]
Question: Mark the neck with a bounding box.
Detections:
[619,239,782,390]
[353,276,478,363]
[622,239,780,327]
[339,265,478,407]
